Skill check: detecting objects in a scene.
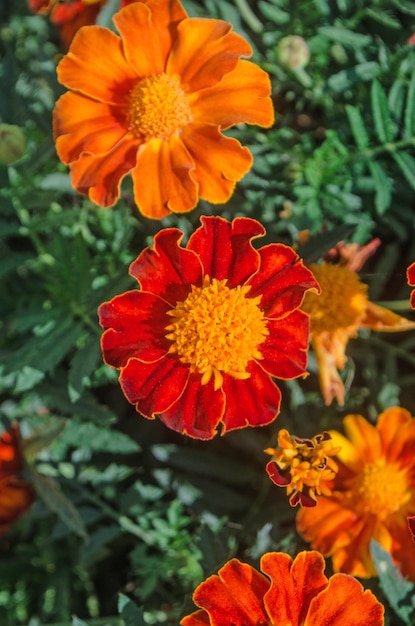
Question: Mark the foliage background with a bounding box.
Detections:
[1,0,415,624]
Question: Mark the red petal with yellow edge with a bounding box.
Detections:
[248,244,320,318]
[69,137,139,207]
[260,311,309,379]
[191,559,270,625]
[407,262,415,308]
[181,609,211,626]
[262,551,328,626]
[129,228,203,304]
[187,215,264,287]
[99,291,171,368]
[54,92,131,164]
[305,574,384,626]
[362,300,415,331]
[159,374,224,439]
[377,406,415,463]
[56,26,137,104]
[266,461,291,486]
[221,362,281,434]
[132,136,198,218]
[115,0,186,77]
[0,477,34,536]
[342,415,382,463]
[119,356,189,417]
[180,124,252,204]
[167,19,251,93]
[189,59,274,129]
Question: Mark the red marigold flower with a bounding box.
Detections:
[407,261,415,309]
[180,550,384,626]
[98,216,319,439]
[0,423,34,536]
[53,0,274,219]
[296,407,415,581]
[265,429,340,507]
[408,515,415,541]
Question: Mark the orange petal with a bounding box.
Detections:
[328,430,361,471]
[54,92,130,163]
[261,551,328,625]
[180,609,211,625]
[189,59,274,129]
[167,19,251,93]
[69,137,139,207]
[362,300,415,331]
[311,335,346,406]
[377,406,415,463]
[305,574,384,626]
[342,415,382,462]
[180,123,252,204]
[57,26,137,104]
[132,136,198,218]
[114,0,186,77]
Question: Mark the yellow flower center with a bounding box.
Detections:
[354,461,410,519]
[165,276,269,390]
[127,74,192,140]
[301,263,368,333]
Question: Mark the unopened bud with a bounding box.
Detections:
[0,124,26,165]
[277,35,310,70]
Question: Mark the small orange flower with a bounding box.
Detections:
[98,216,318,439]
[53,0,274,218]
[180,550,384,626]
[407,261,415,309]
[265,429,340,507]
[0,423,34,536]
[296,407,415,580]
[301,261,415,405]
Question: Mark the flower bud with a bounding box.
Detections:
[0,124,26,165]
[277,35,310,70]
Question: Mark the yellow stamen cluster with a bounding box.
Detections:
[353,461,410,520]
[127,73,193,140]
[266,429,340,502]
[301,262,368,334]
[165,276,269,391]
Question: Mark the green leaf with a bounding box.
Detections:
[392,151,415,191]
[371,80,393,143]
[368,160,392,214]
[345,105,370,150]
[328,62,381,92]
[63,420,140,455]
[68,334,102,402]
[404,70,415,139]
[118,594,147,626]
[257,1,290,24]
[318,26,372,47]
[71,618,89,626]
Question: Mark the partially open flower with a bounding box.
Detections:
[277,35,310,70]
[265,429,340,507]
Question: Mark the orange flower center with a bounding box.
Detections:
[165,276,268,390]
[354,461,410,519]
[301,263,368,333]
[127,74,192,140]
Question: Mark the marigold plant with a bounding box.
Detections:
[296,407,415,580]
[52,0,274,218]
[98,216,318,439]
[180,550,384,626]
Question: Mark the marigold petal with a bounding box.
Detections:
[247,244,320,318]
[0,424,23,476]
[54,92,131,164]
[221,362,281,434]
[327,430,361,470]
[119,356,189,417]
[305,574,384,626]
[189,59,274,129]
[99,291,171,368]
[180,124,252,204]
[56,26,137,104]
[260,312,310,379]
[342,415,382,463]
[129,228,203,304]
[187,215,264,286]
[181,609,211,626]
[408,262,415,286]
[311,334,347,406]
[132,136,198,218]
[167,18,251,93]
[114,0,186,77]
[190,559,270,626]
[331,518,382,578]
[266,462,291,487]
[362,300,415,331]
[0,477,34,536]
[158,374,224,439]
[377,406,415,463]
[386,516,415,581]
[261,551,328,625]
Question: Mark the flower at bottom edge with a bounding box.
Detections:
[98,215,319,439]
[179,550,384,626]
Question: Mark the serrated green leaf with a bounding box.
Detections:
[364,7,401,28]
[345,105,370,149]
[118,594,147,626]
[404,70,415,139]
[63,420,140,455]
[392,150,415,191]
[368,160,392,214]
[328,62,381,92]
[388,78,406,132]
[68,334,102,402]
[371,80,393,143]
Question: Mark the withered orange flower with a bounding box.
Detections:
[296,407,415,581]
[180,550,384,626]
[53,0,274,218]
[407,261,415,309]
[98,216,318,439]
[301,261,415,406]
[265,429,340,507]
[0,422,34,536]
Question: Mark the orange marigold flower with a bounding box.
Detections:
[407,261,415,309]
[98,216,319,439]
[180,550,384,626]
[296,407,415,581]
[52,0,274,219]
[301,262,415,406]
[265,429,340,507]
[0,423,34,536]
